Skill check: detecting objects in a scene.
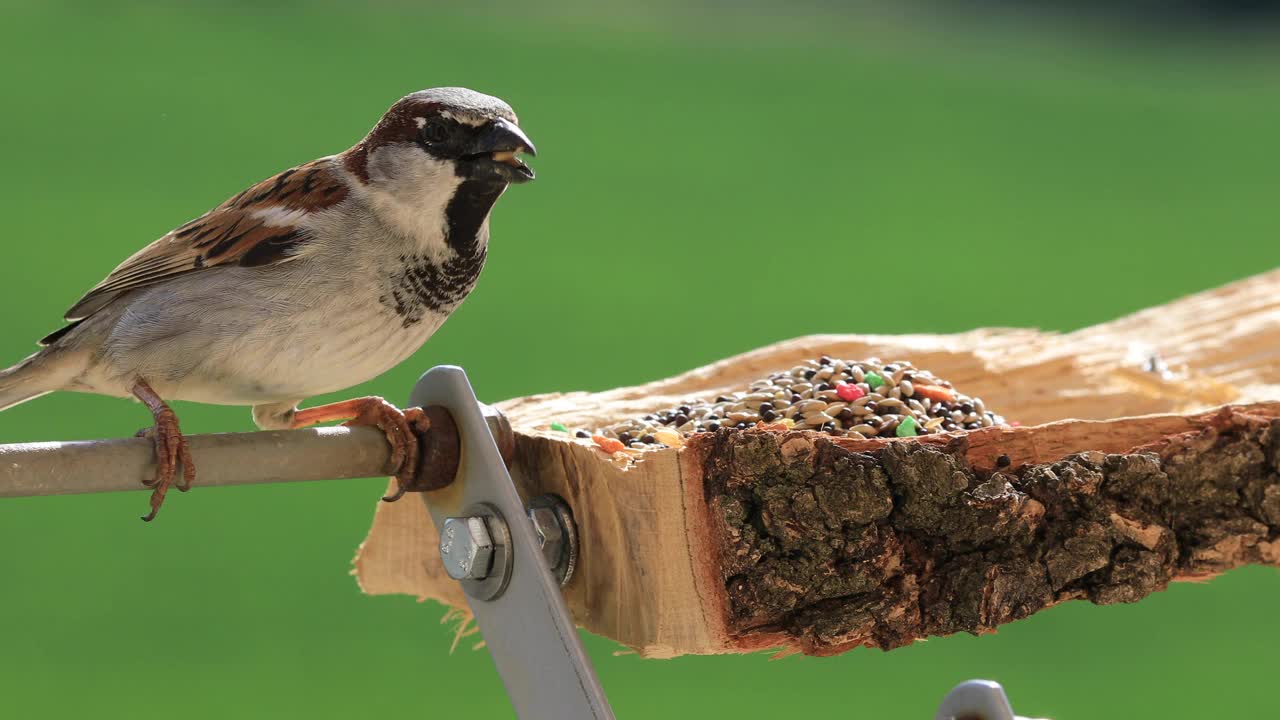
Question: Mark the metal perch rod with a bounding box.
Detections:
[0,426,393,498]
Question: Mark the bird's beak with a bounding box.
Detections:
[463,117,536,184]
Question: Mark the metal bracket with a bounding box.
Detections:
[410,366,615,720]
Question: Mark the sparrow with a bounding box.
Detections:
[0,87,536,520]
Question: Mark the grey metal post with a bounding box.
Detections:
[0,426,392,497]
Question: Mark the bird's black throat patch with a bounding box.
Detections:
[379,179,505,327]
[443,179,505,255]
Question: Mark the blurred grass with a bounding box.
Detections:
[0,2,1277,718]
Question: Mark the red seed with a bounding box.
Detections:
[912,384,956,403]
[592,435,626,454]
[836,382,866,402]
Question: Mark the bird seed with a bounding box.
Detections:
[564,356,1007,448]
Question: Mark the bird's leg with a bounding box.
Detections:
[290,397,428,502]
[130,379,195,522]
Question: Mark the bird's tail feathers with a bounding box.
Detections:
[0,354,57,412]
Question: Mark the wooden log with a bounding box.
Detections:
[688,403,1280,656]
[353,269,1280,658]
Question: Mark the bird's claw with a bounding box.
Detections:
[138,408,195,521]
[381,483,410,503]
[341,400,428,502]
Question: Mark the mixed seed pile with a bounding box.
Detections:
[565,356,1007,452]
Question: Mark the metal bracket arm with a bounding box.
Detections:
[410,365,615,720]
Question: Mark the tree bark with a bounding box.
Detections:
[353,269,1280,658]
[691,404,1280,656]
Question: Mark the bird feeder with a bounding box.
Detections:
[4,269,1278,718]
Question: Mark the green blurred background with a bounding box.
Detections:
[1,1,1277,717]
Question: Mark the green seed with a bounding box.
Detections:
[865,372,885,389]
[896,416,918,437]
[550,422,568,432]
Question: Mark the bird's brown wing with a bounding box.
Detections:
[59,157,351,325]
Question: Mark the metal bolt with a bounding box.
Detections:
[529,506,565,564]
[440,516,495,580]
[479,403,515,468]
[527,495,578,586]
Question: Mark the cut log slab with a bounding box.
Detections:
[691,404,1280,656]
[353,269,1280,658]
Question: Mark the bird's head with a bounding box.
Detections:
[342,88,536,246]
[346,87,536,187]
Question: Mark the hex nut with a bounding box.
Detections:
[440,516,495,580]
[528,505,565,565]
[526,495,578,586]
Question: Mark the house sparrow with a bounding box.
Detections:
[0,87,536,520]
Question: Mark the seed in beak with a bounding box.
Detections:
[492,149,522,167]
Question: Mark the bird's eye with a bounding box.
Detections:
[421,119,449,144]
